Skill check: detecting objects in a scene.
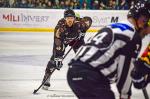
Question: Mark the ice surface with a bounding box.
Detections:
[0,32,149,99]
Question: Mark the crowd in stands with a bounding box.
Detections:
[0,0,137,10]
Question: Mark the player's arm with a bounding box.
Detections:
[131,43,150,89]
[104,27,135,99]
[80,16,92,32]
[53,19,66,70]
[53,19,66,58]
[73,17,92,40]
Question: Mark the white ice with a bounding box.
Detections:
[0,32,149,99]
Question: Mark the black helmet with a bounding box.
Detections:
[64,9,75,18]
[128,0,150,19]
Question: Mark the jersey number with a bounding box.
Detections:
[87,32,107,45]
[75,32,108,60]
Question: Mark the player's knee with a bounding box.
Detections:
[46,60,55,72]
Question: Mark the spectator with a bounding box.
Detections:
[42,3,47,8]
[44,0,49,4]
[64,0,70,9]
[107,0,116,10]
[86,0,92,9]
[11,0,19,8]
[27,0,35,8]
[119,0,129,10]
[126,0,134,9]
[18,0,28,8]
[46,1,53,9]
[99,0,107,9]
[0,0,4,7]
[53,1,60,9]
[36,0,45,9]
[79,0,83,9]
[9,0,14,7]
[0,0,137,10]
[73,0,80,9]
[59,1,65,9]
[70,1,74,9]
[92,0,99,9]
[0,0,10,7]
[82,1,88,9]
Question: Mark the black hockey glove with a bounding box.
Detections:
[131,68,148,89]
[54,57,63,70]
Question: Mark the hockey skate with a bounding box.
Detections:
[42,67,55,90]
[42,72,51,90]
[42,82,50,90]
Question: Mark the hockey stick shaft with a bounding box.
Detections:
[33,37,81,94]
[143,88,149,99]
[33,47,72,94]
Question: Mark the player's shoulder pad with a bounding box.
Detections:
[57,18,66,25]
[82,16,92,22]
[82,16,92,23]
[108,22,135,40]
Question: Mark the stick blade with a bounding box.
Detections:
[33,89,38,94]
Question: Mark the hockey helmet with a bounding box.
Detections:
[64,9,75,18]
[128,0,150,26]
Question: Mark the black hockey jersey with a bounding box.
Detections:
[53,17,92,58]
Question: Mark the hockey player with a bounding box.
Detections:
[131,43,150,89]
[42,9,92,90]
[67,1,150,99]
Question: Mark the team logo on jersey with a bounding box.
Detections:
[56,46,61,50]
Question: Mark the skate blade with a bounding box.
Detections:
[42,86,49,90]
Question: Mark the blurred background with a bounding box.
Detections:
[0,0,141,10]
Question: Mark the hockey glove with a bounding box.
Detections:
[78,32,85,39]
[131,68,147,89]
[54,57,63,70]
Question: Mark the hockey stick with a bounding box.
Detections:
[33,36,81,94]
[143,88,149,99]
